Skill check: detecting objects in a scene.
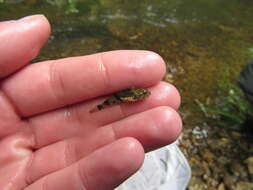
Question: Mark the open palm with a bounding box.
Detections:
[0,15,182,190]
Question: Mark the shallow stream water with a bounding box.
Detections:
[1,0,253,189]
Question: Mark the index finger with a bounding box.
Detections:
[2,50,166,117]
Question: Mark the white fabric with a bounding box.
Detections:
[116,143,191,190]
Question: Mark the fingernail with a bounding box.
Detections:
[18,14,44,21]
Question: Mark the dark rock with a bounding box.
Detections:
[238,60,253,104]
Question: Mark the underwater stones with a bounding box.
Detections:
[245,157,253,176]
[235,181,253,190]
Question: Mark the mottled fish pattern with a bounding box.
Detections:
[90,87,151,112]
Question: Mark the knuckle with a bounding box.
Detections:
[97,53,111,91]
[48,62,66,104]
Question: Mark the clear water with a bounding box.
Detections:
[1,0,253,187]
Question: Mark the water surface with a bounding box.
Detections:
[1,0,253,188]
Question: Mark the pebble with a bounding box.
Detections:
[179,123,252,190]
[223,173,237,187]
[235,181,253,190]
[218,183,225,190]
[245,157,253,175]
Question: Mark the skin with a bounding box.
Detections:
[0,15,182,190]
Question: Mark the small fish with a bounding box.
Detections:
[90,87,151,113]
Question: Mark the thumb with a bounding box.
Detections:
[0,15,50,78]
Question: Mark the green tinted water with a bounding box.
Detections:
[1,0,253,187]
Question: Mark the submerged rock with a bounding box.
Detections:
[218,183,225,190]
[235,181,253,190]
[245,157,253,176]
[238,60,253,104]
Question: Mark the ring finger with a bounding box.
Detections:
[26,106,182,184]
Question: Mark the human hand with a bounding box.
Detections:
[0,15,182,190]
